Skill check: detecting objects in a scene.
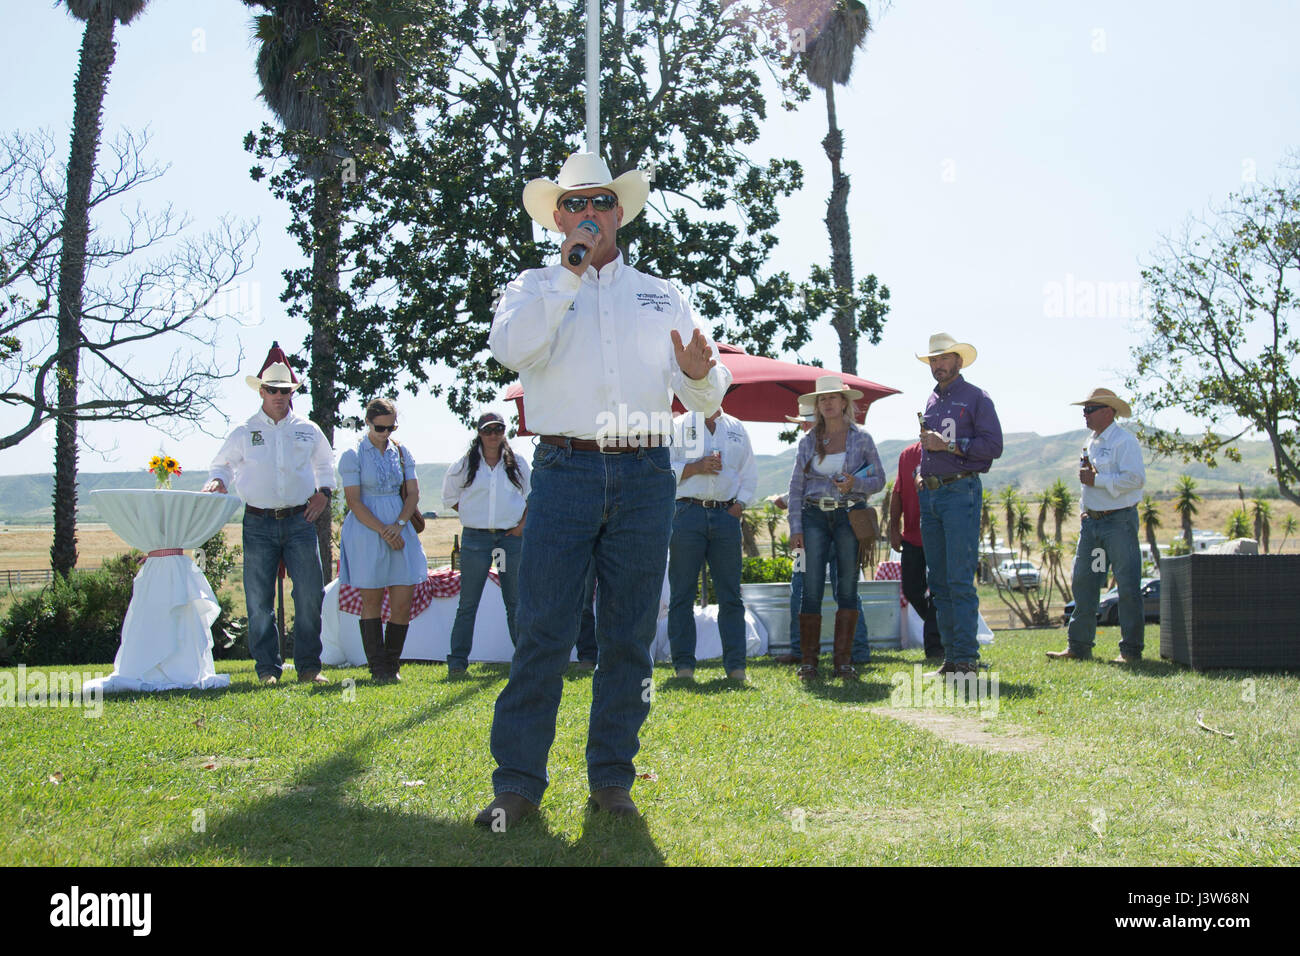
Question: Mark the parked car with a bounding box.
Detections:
[421,510,438,519]
[994,559,1040,590]
[1064,577,1160,625]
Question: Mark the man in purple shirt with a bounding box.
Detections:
[915,333,1003,676]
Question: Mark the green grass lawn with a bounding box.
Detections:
[2,627,1297,866]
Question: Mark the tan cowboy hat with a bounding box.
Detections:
[245,362,301,393]
[916,332,977,368]
[784,400,815,424]
[798,374,864,406]
[523,152,651,233]
[1072,387,1132,418]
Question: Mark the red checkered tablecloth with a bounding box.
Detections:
[338,566,499,622]
[875,561,901,581]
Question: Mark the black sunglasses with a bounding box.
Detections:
[371,423,398,433]
[559,194,617,214]
[262,386,294,396]
[1082,404,1107,414]
[479,424,506,435]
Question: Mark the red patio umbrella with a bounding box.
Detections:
[503,343,899,432]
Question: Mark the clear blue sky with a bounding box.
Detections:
[2,0,1298,476]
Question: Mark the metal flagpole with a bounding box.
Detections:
[586,0,600,153]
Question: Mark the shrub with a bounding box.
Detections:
[0,553,142,665]
[742,556,794,584]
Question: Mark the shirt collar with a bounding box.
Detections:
[932,374,966,397]
[1095,421,1119,442]
[582,249,624,286]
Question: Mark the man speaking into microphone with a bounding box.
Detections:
[478,152,731,828]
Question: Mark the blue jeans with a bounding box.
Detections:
[787,564,870,661]
[242,510,324,678]
[799,506,861,613]
[667,501,746,672]
[448,528,522,670]
[574,560,600,665]
[918,475,982,664]
[1066,506,1144,658]
[489,443,675,804]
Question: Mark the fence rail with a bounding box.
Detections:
[3,568,56,588]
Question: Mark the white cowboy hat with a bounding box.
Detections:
[798,374,864,406]
[245,362,301,393]
[1071,387,1132,418]
[785,400,816,424]
[522,152,651,233]
[915,332,977,368]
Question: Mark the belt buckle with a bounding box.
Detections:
[818,496,837,511]
[596,436,626,454]
[922,476,940,491]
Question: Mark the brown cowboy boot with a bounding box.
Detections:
[833,609,859,680]
[359,618,387,682]
[798,613,822,681]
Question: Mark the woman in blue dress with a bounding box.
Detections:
[338,398,428,682]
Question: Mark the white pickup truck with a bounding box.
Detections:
[994,559,1041,590]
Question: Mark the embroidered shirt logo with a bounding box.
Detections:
[635,292,670,313]
[250,430,264,446]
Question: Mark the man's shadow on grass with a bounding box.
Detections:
[130,687,664,866]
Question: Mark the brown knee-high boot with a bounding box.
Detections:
[360,618,386,681]
[833,609,859,680]
[798,613,822,681]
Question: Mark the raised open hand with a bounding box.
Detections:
[671,327,716,381]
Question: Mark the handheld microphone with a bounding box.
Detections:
[567,220,599,266]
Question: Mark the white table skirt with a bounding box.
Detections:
[322,572,768,666]
[86,489,241,693]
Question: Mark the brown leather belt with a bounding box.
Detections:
[245,504,307,519]
[920,471,977,490]
[539,434,670,454]
[678,497,736,509]
[1082,506,1134,519]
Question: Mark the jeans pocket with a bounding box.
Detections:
[532,442,564,470]
[643,447,675,475]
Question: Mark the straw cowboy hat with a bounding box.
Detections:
[785,400,816,424]
[245,362,302,393]
[915,332,977,368]
[798,374,864,406]
[1071,387,1132,418]
[522,152,651,233]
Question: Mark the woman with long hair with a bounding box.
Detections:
[787,376,885,680]
[441,412,530,678]
[338,397,428,683]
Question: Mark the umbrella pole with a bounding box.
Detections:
[586,0,600,153]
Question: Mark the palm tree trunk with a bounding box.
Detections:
[1146,526,1161,572]
[1182,513,1193,551]
[52,7,119,576]
[821,84,856,375]
[309,174,342,573]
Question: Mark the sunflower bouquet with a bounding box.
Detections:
[148,454,183,489]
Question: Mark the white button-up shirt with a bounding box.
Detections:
[441,452,531,530]
[208,409,335,509]
[670,412,758,507]
[1081,421,1146,511]
[489,253,731,438]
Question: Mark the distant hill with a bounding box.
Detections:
[0,431,1285,523]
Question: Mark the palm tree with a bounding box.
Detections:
[244,0,411,569]
[1049,478,1075,544]
[739,508,761,558]
[1036,493,1050,544]
[1225,508,1251,539]
[50,0,151,577]
[1139,493,1162,572]
[999,486,1019,553]
[1014,502,1034,561]
[795,0,872,373]
[1173,475,1201,551]
[981,489,996,552]
[1251,498,1271,552]
[1279,514,1299,551]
